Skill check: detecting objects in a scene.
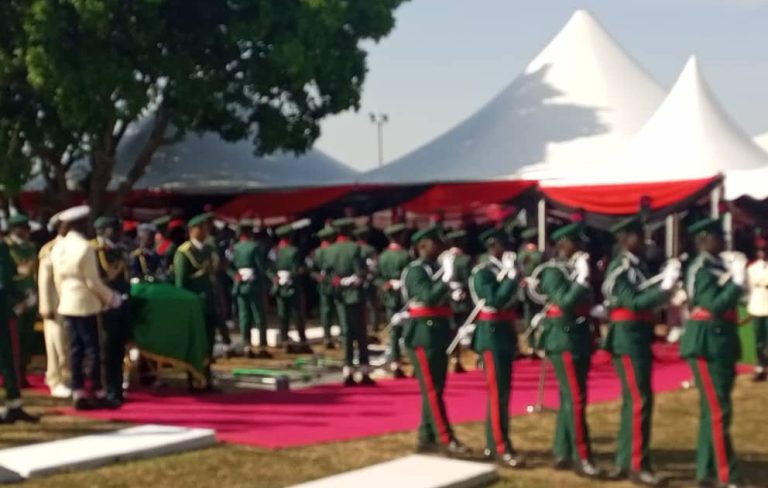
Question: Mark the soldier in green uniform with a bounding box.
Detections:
[93,216,132,405]
[0,229,38,423]
[355,225,379,334]
[324,218,375,386]
[5,214,39,387]
[130,224,164,282]
[270,223,311,354]
[403,225,469,456]
[313,224,338,349]
[445,229,472,373]
[682,218,744,488]
[376,223,411,378]
[533,222,601,479]
[469,228,525,468]
[230,220,271,358]
[174,213,219,389]
[518,228,543,356]
[602,216,681,486]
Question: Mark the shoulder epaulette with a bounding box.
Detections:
[178,241,193,252]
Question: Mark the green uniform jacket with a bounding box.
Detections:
[0,241,17,317]
[92,240,130,294]
[450,252,473,315]
[536,261,592,355]
[376,244,411,310]
[313,243,334,296]
[323,239,365,304]
[402,259,451,349]
[603,252,668,356]
[470,260,518,353]
[5,238,37,304]
[681,253,743,362]
[271,242,304,298]
[230,238,266,296]
[174,241,217,316]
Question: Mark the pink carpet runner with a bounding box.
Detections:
[60,344,699,449]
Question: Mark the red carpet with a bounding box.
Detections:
[58,344,704,449]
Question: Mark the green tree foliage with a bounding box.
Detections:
[0,0,405,212]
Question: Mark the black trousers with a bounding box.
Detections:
[65,315,102,394]
[101,305,132,401]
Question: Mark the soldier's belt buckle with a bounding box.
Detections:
[426,320,433,327]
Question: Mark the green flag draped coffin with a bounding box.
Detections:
[130,282,208,384]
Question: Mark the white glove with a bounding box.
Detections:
[25,292,37,308]
[459,323,476,346]
[450,288,465,302]
[660,258,682,291]
[108,292,123,310]
[391,311,410,327]
[440,252,456,283]
[501,251,518,280]
[731,255,747,287]
[574,252,590,286]
[277,270,292,286]
[388,279,402,291]
[340,275,362,287]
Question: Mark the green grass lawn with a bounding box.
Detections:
[1,374,765,487]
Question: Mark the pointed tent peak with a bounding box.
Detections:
[560,55,768,185]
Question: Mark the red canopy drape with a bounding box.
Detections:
[402,180,536,214]
[540,177,719,215]
[215,185,355,218]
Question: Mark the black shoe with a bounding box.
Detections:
[753,370,767,382]
[630,470,666,487]
[359,375,376,386]
[486,449,526,469]
[74,397,96,411]
[343,375,357,387]
[255,349,273,359]
[3,407,39,423]
[297,344,314,354]
[244,348,256,359]
[324,341,336,350]
[416,441,440,454]
[94,397,123,410]
[606,467,629,480]
[392,368,407,379]
[443,438,472,457]
[574,459,603,479]
[553,458,573,471]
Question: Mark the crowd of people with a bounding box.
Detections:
[0,202,765,488]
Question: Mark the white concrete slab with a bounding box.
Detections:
[252,325,340,347]
[0,424,216,479]
[289,454,497,488]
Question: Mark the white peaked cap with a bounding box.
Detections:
[57,205,91,223]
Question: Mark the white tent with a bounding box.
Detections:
[26,118,357,194]
[546,56,768,187]
[359,9,664,184]
[755,132,768,152]
[114,120,358,193]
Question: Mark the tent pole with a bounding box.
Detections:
[537,199,546,251]
[723,209,734,251]
[665,214,675,258]
[710,185,721,218]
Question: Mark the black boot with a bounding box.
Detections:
[606,467,629,480]
[753,369,767,382]
[442,438,472,457]
[574,459,603,480]
[629,470,666,487]
[2,407,39,423]
[359,374,376,386]
[553,458,573,471]
[255,348,273,359]
[343,375,357,387]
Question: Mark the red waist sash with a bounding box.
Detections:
[408,306,453,318]
[609,308,654,322]
[477,310,518,321]
[690,307,737,322]
[546,304,590,318]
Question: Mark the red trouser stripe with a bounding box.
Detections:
[621,355,644,472]
[561,351,589,461]
[414,347,450,445]
[8,318,21,384]
[697,358,730,485]
[482,350,506,455]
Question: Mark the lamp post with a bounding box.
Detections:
[369,112,388,167]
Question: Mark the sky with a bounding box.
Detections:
[314,0,768,171]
